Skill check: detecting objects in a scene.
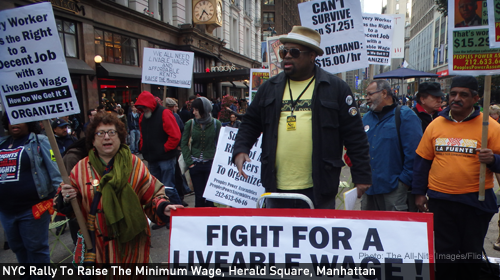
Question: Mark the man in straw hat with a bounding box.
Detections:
[233,26,372,209]
[412,75,500,278]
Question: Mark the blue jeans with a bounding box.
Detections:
[0,209,51,276]
[148,158,181,204]
[129,129,140,153]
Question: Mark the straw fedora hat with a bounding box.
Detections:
[279,26,324,56]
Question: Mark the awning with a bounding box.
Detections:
[221,81,248,88]
[193,69,251,83]
[65,58,95,75]
[97,62,142,79]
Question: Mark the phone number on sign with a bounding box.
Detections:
[215,191,248,206]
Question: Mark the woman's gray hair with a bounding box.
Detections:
[370,80,393,96]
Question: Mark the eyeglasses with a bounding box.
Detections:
[95,130,117,137]
[366,90,383,96]
[279,47,310,59]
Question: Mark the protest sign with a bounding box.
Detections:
[448,0,500,74]
[249,69,269,104]
[362,14,395,65]
[267,36,283,78]
[298,0,368,74]
[0,2,80,125]
[203,127,265,208]
[141,47,194,88]
[391,14,405,58]
[487,0,500,48]
[169,208,434,279]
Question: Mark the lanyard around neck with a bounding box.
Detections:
[287,76,315,115]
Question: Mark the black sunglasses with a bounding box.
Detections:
[279,47,310,59]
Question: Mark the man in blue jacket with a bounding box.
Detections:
[362,80,422,211]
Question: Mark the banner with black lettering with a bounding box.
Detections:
[141,47,194,88]
[448,0,500,74]
[169,208,434,279]
[487,0,500,48]
[362,14,395,65]
[203,127,264,208]
[298,0,368,74]
[0,2,80,124]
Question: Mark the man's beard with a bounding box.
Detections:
[144,111,152,119]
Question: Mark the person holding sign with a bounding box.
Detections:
[181,97,222,207]
[413,76,500,279]
[56,113,183,263]
[0,114,62,266]
[233,26,372,209]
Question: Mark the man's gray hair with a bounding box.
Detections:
[370,80,392,96]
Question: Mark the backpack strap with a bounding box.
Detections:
[213,119,218,148]
[395,105,404,163]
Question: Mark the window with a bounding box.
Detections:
[263,12,274,23]
[56,19,77,58]
[94,29,138,66]
[159,0,164,21]
[264,0,274,4]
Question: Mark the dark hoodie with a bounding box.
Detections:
[135,91,181,162]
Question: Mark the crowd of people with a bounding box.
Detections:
[0,25,499,279]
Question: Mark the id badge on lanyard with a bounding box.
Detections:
[287,114,296,131]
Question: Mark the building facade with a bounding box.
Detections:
[0,0,261,122]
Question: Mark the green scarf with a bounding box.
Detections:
[88,144,147,244]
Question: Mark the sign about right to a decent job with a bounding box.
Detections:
[298,0,369,74]
[0,2,80,124]
[141,47,194,88]
[448,0,500,75]
[362,13,395,65]
[203,127,265,208]
[169,208,434,279]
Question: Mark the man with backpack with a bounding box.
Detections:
[361,80,422,211]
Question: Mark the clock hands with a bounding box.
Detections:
[199,9,209,20]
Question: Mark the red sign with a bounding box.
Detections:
[437,70,449,77]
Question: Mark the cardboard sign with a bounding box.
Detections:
[363,14,395,65]
[141,48,194,88]
[298,0,369,74]
[249,69,269,104]
[448,0,500,74]
[203,127,265,208]
[169,208,434,279]
[267,36,283,78]
[487,0,500,48]
[0,2,80,124]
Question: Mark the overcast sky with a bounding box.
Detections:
[362,0,383,13]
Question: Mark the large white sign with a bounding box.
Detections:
[487,0,500,48]
[391,14,405,58]
[299,0,369,74]
[141,47,194,88]
[169,208,434,279]
[0,3,80,125]
[203,127,265,208]
[448,0,500,75]
[362,13,395,65]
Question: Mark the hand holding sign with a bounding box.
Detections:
[235,152,251,179]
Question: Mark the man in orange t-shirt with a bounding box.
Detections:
[412,76,500,279]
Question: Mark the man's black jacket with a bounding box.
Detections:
[232,67,372,208]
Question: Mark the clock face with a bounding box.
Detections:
[217,2,222,24]
[194,0,215,22]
